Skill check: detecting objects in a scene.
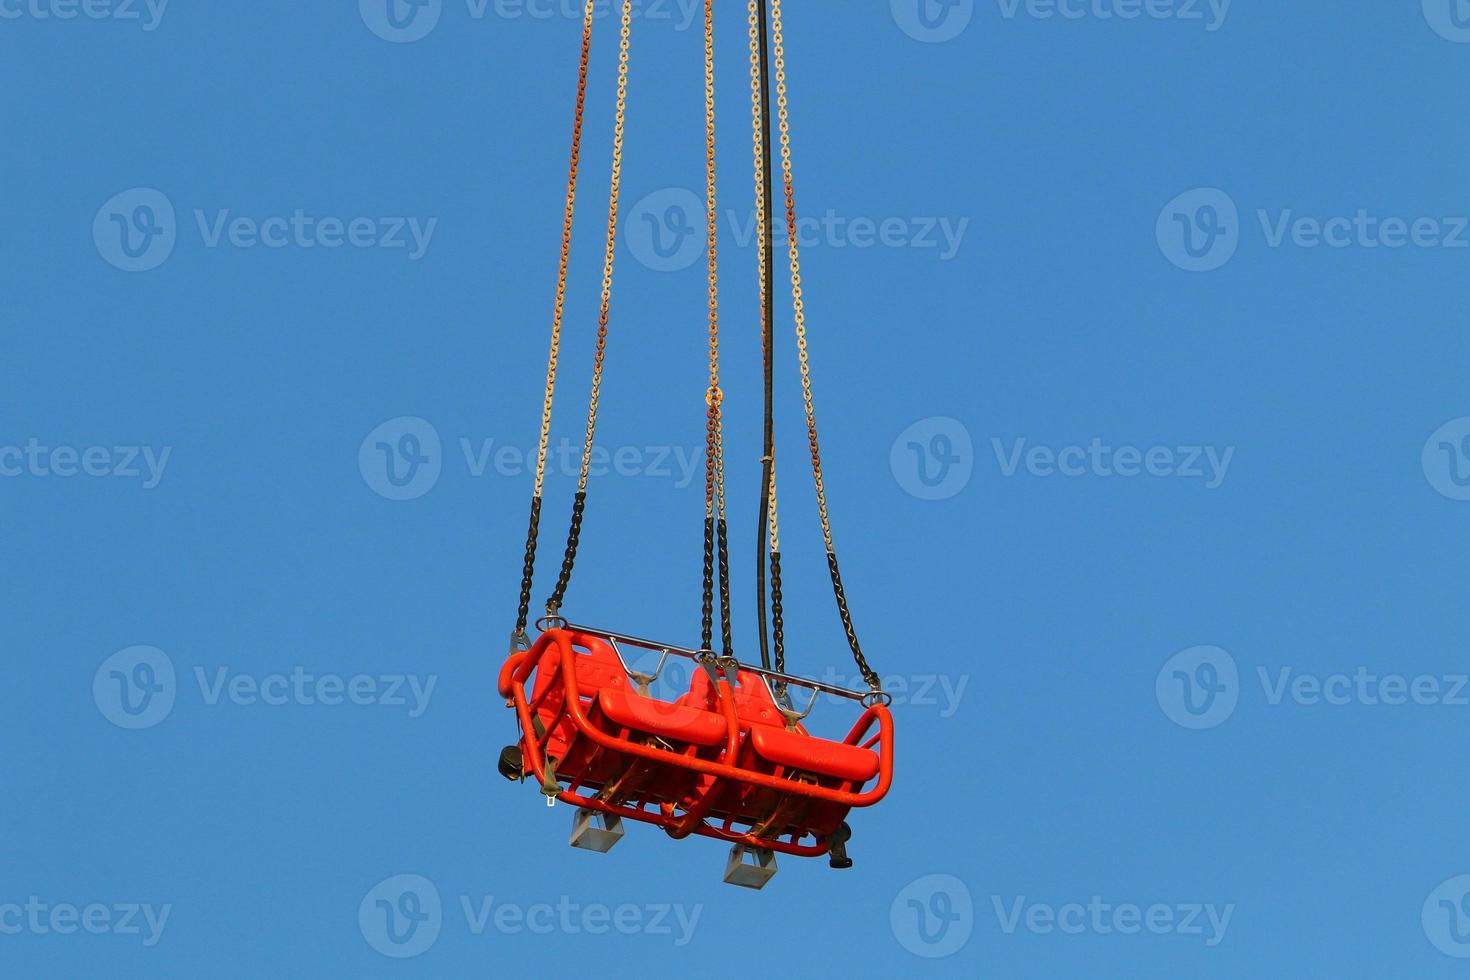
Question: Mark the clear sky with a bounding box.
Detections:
[5,1,1470,977]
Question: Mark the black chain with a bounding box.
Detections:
[716,517,733,658]
[769,550,786,675]
[514,496,543,634]
[546,491,587,615]
[827,551,878,690]
[701,516,715,651]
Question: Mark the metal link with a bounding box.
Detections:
[768,0,880,692]
[547,0,635,615]
[546,491,586,615]
[700,0,734,660]
[514,495,543,634]
[769,549,786,676]
[748,0,780,674]
[513,1,595,635]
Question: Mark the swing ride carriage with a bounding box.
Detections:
[496,0,896,889]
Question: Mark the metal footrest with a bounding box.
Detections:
[569,809,625,853]
[723,845,778,889]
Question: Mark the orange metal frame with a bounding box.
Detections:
[498,628,894,858]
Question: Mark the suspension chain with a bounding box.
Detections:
[769,0,879,691]
[747,0,784,674]
[546,0,635,618]
[700,0,735,659]
[513,0,597,640]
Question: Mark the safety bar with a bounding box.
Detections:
[564,622,871,703]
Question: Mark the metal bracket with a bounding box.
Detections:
[569,809,625,853]
[723,845,778,889]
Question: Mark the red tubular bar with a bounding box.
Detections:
[498,628,894,855]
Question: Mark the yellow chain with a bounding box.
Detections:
[533,0,597,500]
[703,0,726,524]
[747,0,780,555]
[576,0,635,492]
[769,0,834,553]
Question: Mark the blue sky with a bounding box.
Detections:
[4,1,1470,976]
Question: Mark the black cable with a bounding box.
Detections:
[754,0,778,672]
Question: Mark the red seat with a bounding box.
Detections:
[596,686,727,746]
[682,668,785,727]
[501,628,894,860]
[748,724,879,783]
[683,667,879,783]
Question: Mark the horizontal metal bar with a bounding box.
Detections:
[562,622,869,702]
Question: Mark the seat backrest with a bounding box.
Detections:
[684,666,785,728]
[529,634,630,706]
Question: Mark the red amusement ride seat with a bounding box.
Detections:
[496,0,898,889]
[498,627,893,885]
